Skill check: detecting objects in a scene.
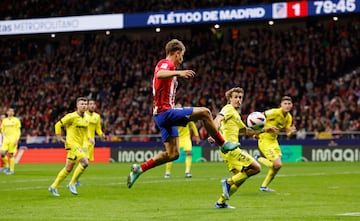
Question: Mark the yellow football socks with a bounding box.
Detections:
[261,167,277,187]
[185,155,192,172]
[217,181,245,204]
[51,168,69,188]
[228,172,248,186]
[165,162,173,174]
[70,164,85,185]
[258,156,273,168]
[9,156,15,172]
[2,156,8,168]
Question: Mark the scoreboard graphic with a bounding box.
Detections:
[273,2,308,19]
[272,0,358,19]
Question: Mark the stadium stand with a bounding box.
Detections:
[0,3,359,142]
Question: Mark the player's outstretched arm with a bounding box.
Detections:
[157,70,195,79]
[177,70,195,79]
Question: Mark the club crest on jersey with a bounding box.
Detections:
[160,63,168,69]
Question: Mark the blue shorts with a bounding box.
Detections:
[154,107,194,142]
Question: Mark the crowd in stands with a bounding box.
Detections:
[1,15,360,142]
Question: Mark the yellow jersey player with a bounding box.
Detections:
[84,99,105,161]
[48,97,94,196]
[164,103,200,178]
[256,96,296,192]
[0,114,6,169]
[75,99,105,186]
[0,108,21,175]
[209,87,277,209]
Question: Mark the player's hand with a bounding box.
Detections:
[178,70,195,79]
[263,126,279,133]
[89,138,95,145]
[194,136,201,144]
[56,135,65,144]
[287,125,297,136]
[101,134,106,141]
[207,136,215,144]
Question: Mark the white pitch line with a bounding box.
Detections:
[336,212,360,216]
[1,170,359,191]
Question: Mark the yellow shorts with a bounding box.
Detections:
[179,139,192,152]
[220,147,254,172]
[1,140,18,154]
[258,138,282,161]
[66,146,87,163]
[83,143,95,161]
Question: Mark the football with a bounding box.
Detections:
[247,111,266,130]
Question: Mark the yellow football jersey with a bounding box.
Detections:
[219,104,246,143]
[178,121,199,149]
[55,111,90,149]
[1,117,21,142]
[85,111,103,139]
[259,107,293,140]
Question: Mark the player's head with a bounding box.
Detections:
[165,39,185,65]
[6,108,15,117]
[225,87,244,109]
[76,97,88,113]
[88,99,97,113]
[280,96,293,113]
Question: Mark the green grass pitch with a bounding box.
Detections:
[1,161,359,221]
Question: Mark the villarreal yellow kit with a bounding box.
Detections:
[55,111,90,163]
[219,104,254,172]
[84,111,104,161]
[1,117,21,154]
[178,121,199,151]
[258,108,293,161]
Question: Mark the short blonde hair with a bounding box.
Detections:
[225,87,244,103]
[165,39,186,56]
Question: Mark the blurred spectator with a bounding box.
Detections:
[0,17,359,142]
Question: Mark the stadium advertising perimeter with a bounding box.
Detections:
[15,140,360,163]
[107,141,360,163]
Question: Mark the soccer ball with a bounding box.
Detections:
[247,111,266,130]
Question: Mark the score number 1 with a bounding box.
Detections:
[288,1,308,18]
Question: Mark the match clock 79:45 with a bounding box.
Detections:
[312,0,357,14]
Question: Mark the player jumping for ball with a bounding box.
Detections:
[127,39,240,189]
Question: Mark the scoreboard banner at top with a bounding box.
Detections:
[124,0,360,28]
[0,0,359,35]
[273,0,359,19]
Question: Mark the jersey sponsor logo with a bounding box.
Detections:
[76,125,87,129]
